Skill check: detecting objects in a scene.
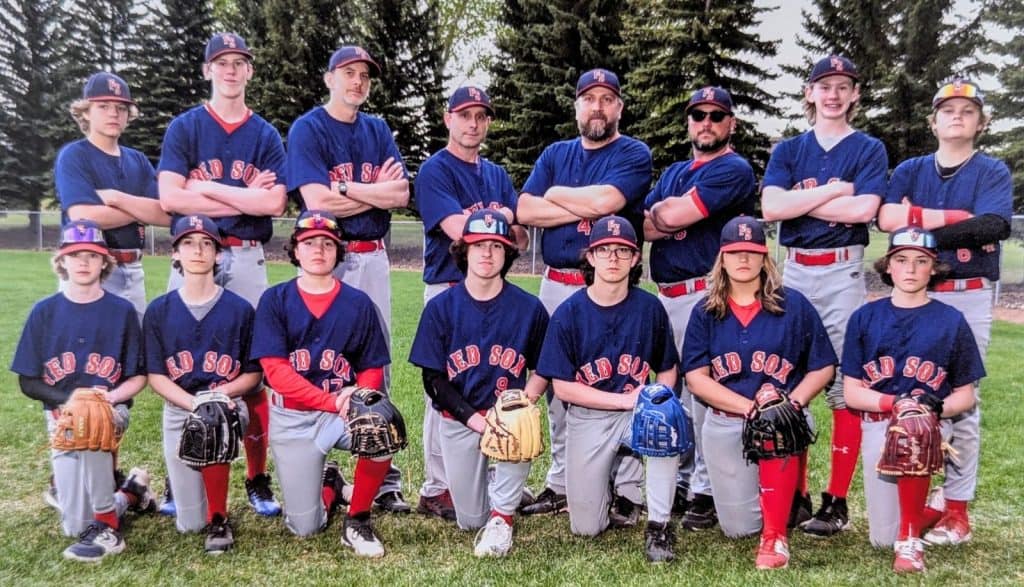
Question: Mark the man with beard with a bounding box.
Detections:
[643,87,757,530]
[517,68,653,517]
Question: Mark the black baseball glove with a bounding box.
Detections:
[178,392,242,469]
[347,387,408,458]
[742,384,816,464]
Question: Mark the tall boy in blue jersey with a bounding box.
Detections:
[518,69,653,515]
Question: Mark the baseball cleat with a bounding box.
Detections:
[681,493,718,531]
[892,538,926,573]
[120,467,156,513]
[473,516,514,557]
[204,514,234,555]
[788,492,813,529]
[518,487,567,516]
[644,520,676,563]
[374,491,411,514]
[42,477,61,513]
[246,473,282,517]
[755,536,790,570]
[417,490,457,521]
[342,512,385,558]
[802,492,850,537]
[671,483,691,516]
[923,513,972,546]
[62,521,125,563]
[158,477,177,517]
[518,486,536,510]
[608,495,641,528]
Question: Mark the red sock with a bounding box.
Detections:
[349,458,390,516]
[95,509,119,530]
[897,476,931,539]
[244,390,270,479]
[826,408,862,498]
[201,463,231,522]
[921,505,944,529]
[946,499,968,517]
[491,510,513,526]
[758,456,800,541]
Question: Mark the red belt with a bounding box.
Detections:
[711,408,744,419]
[545,267,585,286]
[788,247,859,266]
[346,239,386,253]
[224,237,261,247]
[931,278,986,293]
[110,249,142,264]
[851,409,891,423]
[658,278,707,298]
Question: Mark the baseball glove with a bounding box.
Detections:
[51,387,121,452]
[347,387,408,458]
[480,389,544,462]
[630,383,693,457]
[742,384,816,464]
[877,397,944,477]
[178,392,242,469]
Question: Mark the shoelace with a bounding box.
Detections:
[78,523,103,542]
[352,519,376,541]
[895,541,918,558]
[250,477,274,500]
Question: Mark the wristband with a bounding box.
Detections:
[877,394,896,413]
[943,209,971,225]
[907,205,923,227]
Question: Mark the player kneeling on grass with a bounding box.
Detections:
[682,216,836,570]
[252,210,402,558]
[11,219,154,562]
[536,215,685,563]
[409,209,549,557]
[143,215,263,554]
[842,227,984,574]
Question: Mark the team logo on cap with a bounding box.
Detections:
[108,78,123,96]
[355,47,369,59]
[594,70,606,83]
[702,87,715,100]
[831,57,844,71]
[906,228,922,242]
[468,87,482,101]
[75,223,90,235]
[607,219,621,236]
[188,215,204,229]
[738,223,753,241]
[222,34,236,48]
[482,212,495,226]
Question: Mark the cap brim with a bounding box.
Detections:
[463,233,514,247]
[933,96,984,110]
[206,48,254,63]
[60,243,109,256]
[686,100,732,114]
[172,229,222,248]
[720,242,768,254]
[332,58,382,77]
[589,237,638,250]
[296,228,342,242]
[88,96,136,105]
[577,82,621,98]
[888,245,937,259]
[449,101,495,117]
[809,71,859,84]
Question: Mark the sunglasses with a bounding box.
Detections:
[61,224,106,245]
[934,81,983,103]
[295,214,340,232]
[689,109,730,123]
[890,229,937,250]
[465,215,510,238]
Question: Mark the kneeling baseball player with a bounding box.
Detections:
[11,219,154,562]
[842,227,984,573]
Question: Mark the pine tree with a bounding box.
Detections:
[985,0,1024,212]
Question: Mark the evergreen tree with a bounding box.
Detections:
[985,0,1024,212]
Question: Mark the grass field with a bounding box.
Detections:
[0,249,1021,585]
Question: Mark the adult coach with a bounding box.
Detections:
[518,69,653,515]
[761,55,888,536]
[644,86,757,529]
[55,72,170,319]
[158,32,286,518]
[877,78,1012,546]
[413,86,521,519]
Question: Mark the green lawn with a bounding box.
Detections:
[0,250,1021,585]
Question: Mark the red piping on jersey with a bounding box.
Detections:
[298,279,341,319]
[728,297,762,328]
[204,103,253,134]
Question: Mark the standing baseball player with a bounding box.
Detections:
[682,216,836,570]
[644,86,757,528]
[413,86,522,520]
[843,226,984,573]
[536,215,681,562]
[11,219,154,562]
[518,69,653,516]
[761,55,888,536]
[55,72,170,320]
[409,209,549,556]
[144,214,263,554]
[251,210,397,557]
[286,46,410,514]
[877,78,1012,546]
[158,32,285,518]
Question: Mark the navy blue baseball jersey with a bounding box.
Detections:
[286,107,407,241]
[885,153,1013,281]
[409,282,549,411]
[415,149,518,284]
[842,299,985,399]
[643,151,756,283]
[11,293,144,403]
[762,131,888,249]
[682,288,837,400]
[251,280,389,393]
[537,288,677,395]
[143,289,261,394]
[55,139,158,250]
[521,136,652,268]
[158,105,287,242]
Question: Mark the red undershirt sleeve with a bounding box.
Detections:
[260,357,338,413]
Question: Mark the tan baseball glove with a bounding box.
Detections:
[51,387,120,452]
[479,389,543,462]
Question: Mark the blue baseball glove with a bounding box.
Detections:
[630,383,694,457]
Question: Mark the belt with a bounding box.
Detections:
[346,239,386,253]
[852,409,890,423]
[544,267,585,286]
[269,389,310,411]
[788,246,863,266]
[110,248,142,264]
[711,408,744,419]
[931,278,986,293]
[224,237,261,248]
[658,278,708,298]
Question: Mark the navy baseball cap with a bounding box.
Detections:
[933,78,985,110]
[462,209,514,246]
[171,215,222,248]
[576,68,621,98]
[60,219,109,256]
[887,226,938,259]
[448,86,494,116]
[720,215,767,254]
[808,55,859,84]
[589,215,637,250]
[685,86,733,114]
[328,46,381,76]
[294,210,342,243]
[83,72,135,104]
[205,33,253,63]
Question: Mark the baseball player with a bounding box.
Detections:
[11,219,154,562]
[761,55,888,536]
[644,86,757,528]
[518,69,653,516]
[409,209,549,556]
[413,86,522,520]
[144,214,263,554]
[536,215,680,562]
[682,216,837,570]
[842,226,984,573]
[877,78,1012,546]
[55,72,170,320]
[158,32,286,518]
[251,210,395,557]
